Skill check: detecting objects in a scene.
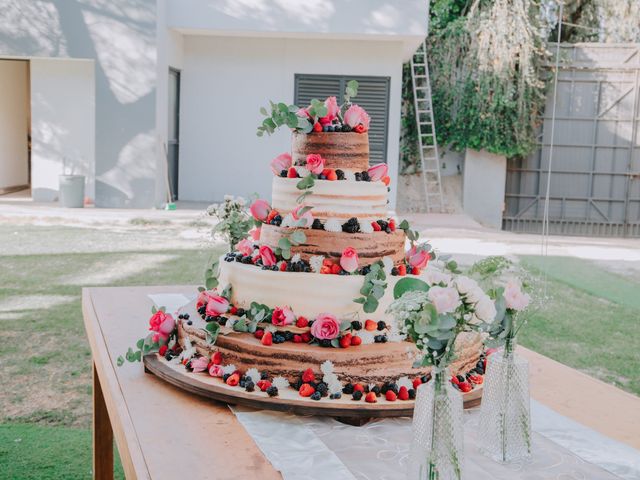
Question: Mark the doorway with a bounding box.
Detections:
[168,68,180,201]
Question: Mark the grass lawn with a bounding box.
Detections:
[0,224,638,478]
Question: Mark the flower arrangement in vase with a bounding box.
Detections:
[206,195,255,253]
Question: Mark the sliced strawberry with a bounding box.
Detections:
[385,390,397,401]
[322,258,334,267]
[159,345,168,357]
[301,332,312,343]
[327,170,338,181]
[371,221,382,232]
[299,383,315,397]
[451,375,460,385]
[320,266,331,274]
[302,368,315,383]
[226,373,240,387]
[458,382,472,393]
[313,122,322,132]
[261,331,272,346]
[398,386,409,400]
[382,175,391,186]
[469,374,484,385]
[257,380,271,392]
[365,392,377,403]
[411,266,420,275]
[388,220,396,232]
[211,351,223,365]
[279,262,287,272]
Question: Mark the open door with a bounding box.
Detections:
[168,68,180,201]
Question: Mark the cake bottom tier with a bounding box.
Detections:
[178,319,483,385]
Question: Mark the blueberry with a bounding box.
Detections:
[342,124,352,132]
[335,169,345,180]
[266,386,279,397]
[354,172,362,182]
[327,125,335,132]
[281,169,288,177]
[342,383,355,394]
[329,392,342,400]
[186,320,192,325]
[322,124,329,132]
[361,171,370,181]
[205,315,214,323]
[245,381,255,392]
[421,375,430,384]
[352,390,363,401]
[311,392,322,401]
[218,317,227,326]
[371,385,381,395]
[183,313,190,320]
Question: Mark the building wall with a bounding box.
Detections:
[0,60,29,189]
[178,36,403,207]
[0,0,159,207]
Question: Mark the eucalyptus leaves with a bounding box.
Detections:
[353,261,388,313]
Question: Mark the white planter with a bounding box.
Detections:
[462,149,506,229]
[58,175,85,208]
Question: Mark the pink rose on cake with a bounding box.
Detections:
[272,306,295,326]
[344,104,370,131]
[208,364,224,377]
[292,205,314,228]
[205,295,229,316]
[250,199,271,222]
[305,154,325,174]
[407,245,430,270]
[427,286,461,314]
[340,247,359,273]
[367,163,388,181]
[259,245,277,266]
[249,227,261,241]
[318,96,339,125]
[148,310,175,342]
[190,356,209,373]
[270,153,292,175]
[236,238,254,257]
[310,313,341,340]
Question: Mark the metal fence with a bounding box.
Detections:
[503,43,640,237]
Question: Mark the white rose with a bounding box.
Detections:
[475,297,497,322]
[455,276,479,295]
[427,286,461,314]
[466,285,485,303]
[425,269,452,286]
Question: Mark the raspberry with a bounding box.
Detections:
[385,390,397,401]
[388,220,396,232]
[299,383,315,397]
[313,122,322,132]
[339,334,351,349]
[296,316,309,328]
[459,381,472,393]
[397,264,406,276]
[301,332,312,343]
[350,335,362,346]
[279,262,287,272]
[371,221,382,232]
[411,267,420,275]
[353,383,365,393]
[365,392,377,403]
[226,373,240,387]
[364,320,377,331]
[257,380,272,392]
[302,368,315,383]
[261,331,273,346]
[382,175,391,186]
[254,329,264,339]
[412,377,422,389]
[158,345,168,356]
[212,351,223,365]
[229,306,238,315]
[293,334,302,343]
[398,386,409,400]
[330,264,342,275]
[287,167,298,178]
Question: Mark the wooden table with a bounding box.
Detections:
[83,286,640,479]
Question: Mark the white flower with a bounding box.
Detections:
[327,377,343,395]
[291,253,301,263]
[382,256,394,275]
[475,297,497,322]
[272,376,290,389]
[309,255,325,273]
[320,360,335,376]
[359,220,374,233]
[224,194,233,201]
[296,166,310,178]
[245,368,261,384]
[221,364,237,375]
[281,213,295,228]
[466,286,485,303]
[427,286,461,314]
[455,276,479,295]
[424,268,452,286]
[324,218,343,232]
[504,279,531,311]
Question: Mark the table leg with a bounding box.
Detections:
[93,362,114,480]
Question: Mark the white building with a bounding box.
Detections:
[0,0,427,208]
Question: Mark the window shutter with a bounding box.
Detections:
[294,74,390,164]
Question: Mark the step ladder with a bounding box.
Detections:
[410,40,444,213]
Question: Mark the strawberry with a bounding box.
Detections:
[279,262,287,272]
[398,386,409,400]
[388,220,396,232]
[339,334,351,349]
[350,335,362,346]
[353,383,365,393]
[322,258,334,267]
[330,264,342,275]
[469,374,483,385]
[326,170,338,181]
[301,332,312,343]
[229,306,238,315]
[257,380,271,392]
[385,390,397,402]
[211,351,223,365]
[261,331,273,346]
[365,319,377,331]
[412,377,422,389]
[354,124,366,134]
[321,168,332,178]
[296,316,309,328]
[371,221,382,232]
[254,329,264,340]
[302,368,315,383]
[293,334,302,343]
[382,175,391,186]
[451,375,460,385]
[458,381,472,393]
[287,167,298,178]
[299,383,315,397]
[365,391,377,403]
[320,266,331,274]
[266,209,278,223]
[411,266,420,275]
[397,264,407,276]
[226,373,240,387]
[313,122,322,132]
[159,345,168,357]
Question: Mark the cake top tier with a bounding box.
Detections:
[292,132,369,171]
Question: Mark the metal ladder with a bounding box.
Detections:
[410,39,444,213]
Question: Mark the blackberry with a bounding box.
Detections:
[342,383,355,394]
[291,379,302,390]
[377,220,388,230]
[186,320,192,325]
[385,227,391,234]
[316,382,328,397]
[380,335,388,343]
[354,172,362,181]
[350,319,362,330]
[245,381,255,392]
[342,217,360,234]
[236,308,245,317]
[205,315,214,323]
[307,381,318,390]
[218,317,227,326]
[361,266,371,275]
[224,256,234,263]
[271,214,282,226]
[408,388,416,399]
[183,313,190,320]
[381,383,389,394]
[266,386,279,397]
[261,371,269,380]
[310,392,322,401]
[241,256,253,264]
[361,171,370,181]
[371,385,381,396]
[284,331,294,341]
[222,373,231,382]
[391,267,399,276]
[374,335,382,343]
[377,321,386,331]
[178,314,184,320]
[280,169,288,177]
[387,383,398,394]
[352,390,363,401]
[329,392,342,400]
[476,360,484,370]
[341,124,352,132]
[475,366,485,375]
[320,339,332,348]
[197,306,206,315]
[335,169,345,180]
[311,219,325,230]
[304,265,312,273]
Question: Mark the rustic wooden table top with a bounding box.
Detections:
[82,285,640,479]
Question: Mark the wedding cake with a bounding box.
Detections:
[170,86,485,403]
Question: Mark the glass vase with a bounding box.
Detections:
[407,369,464,480]
[478,337,532,463]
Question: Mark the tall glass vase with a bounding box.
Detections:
[478,337,531,462]
[407,369,464,480]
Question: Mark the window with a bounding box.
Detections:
[294,74,390,164]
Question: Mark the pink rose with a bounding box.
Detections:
[236,238,254,256]
[344,104,370,129]
[250,199,271,222]
[367,163,388,181]
[190,356,209,373]
[292,205,314,228]
[318,96,339,125]
[249,227,261,241]
[259,245,277,266]
[427,286,461,314]
[310,313,341,340]
[407,245,430,269]
[205,295,229,316]
[297,106,311,119]
[196,290,209,310]
[208,364,224,377]
[272,306,295,326]
[148,310,175,341]
[305,154,325,175]
[270,153,292,175]
[504,281,531,311]
[340,247,359,273]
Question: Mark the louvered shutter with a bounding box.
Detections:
[294,74,390,164]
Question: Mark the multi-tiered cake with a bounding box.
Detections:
[170,89,484,404]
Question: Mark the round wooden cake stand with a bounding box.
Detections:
[144,354,483,424]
